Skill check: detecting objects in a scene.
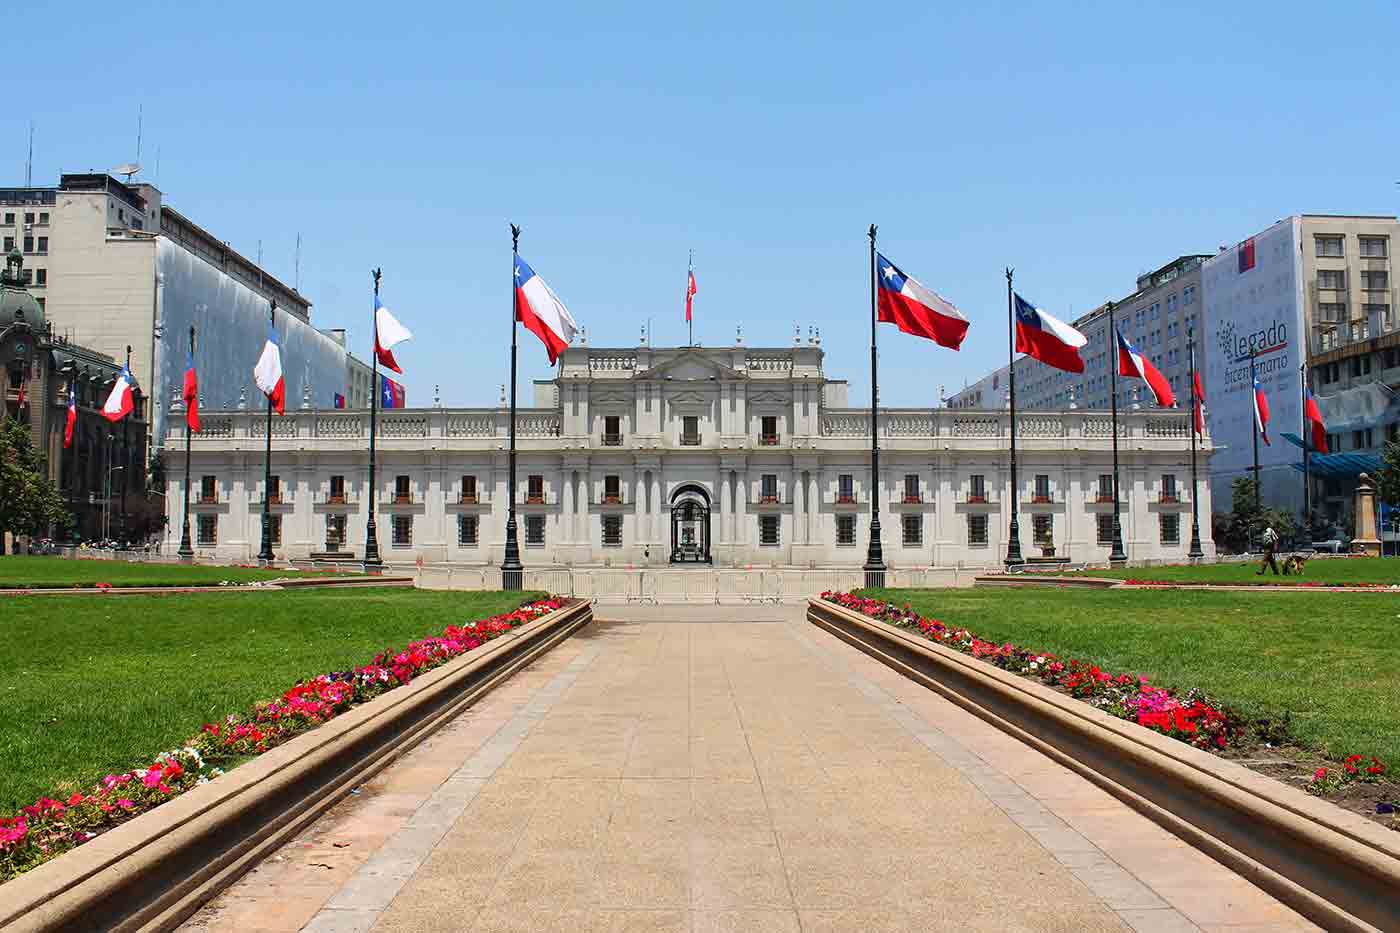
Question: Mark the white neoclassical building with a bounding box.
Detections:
[162,341,1215,568]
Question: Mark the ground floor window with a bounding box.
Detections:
[902,514,922,547]
[1160,513,1180,545]
[836,514,856,546]
[268,515,282,547]
[458,514,478,546]
[525,515,546,546]
[392,514,412,547]
[602,515,623,547]
[1032,514,1053,548]
[967,514,988,546]
[758,515,780,546]
[197,514,217,546]
[1097,513,1114,547]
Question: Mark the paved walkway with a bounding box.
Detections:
[182,607,1319,933]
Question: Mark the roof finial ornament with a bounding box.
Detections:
[1067,383,1078,410]
[814,326,821,346]
[640,322,648,347]
[735,323,743,345]
[579,325,588,346]
[794,322,801,345]
[238,385,248,410]
[499,383,507,406]
[434,384,441,408]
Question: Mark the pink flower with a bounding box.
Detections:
[142,768,163,788]
[115,799,135,810]
[1313,768,1328,781]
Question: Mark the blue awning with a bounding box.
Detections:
[1289,451,1383,478]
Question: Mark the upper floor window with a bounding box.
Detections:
[1183,285,1196,306]
[1161,474,1178,502]
[1316,235,1344,258]
[35,236,46,254]
[394,474,411,502]
[602,415,622,446]
[1359,236,1388,258]
[968,474,986,502]
[1033,474,1050,502]
[681,415,700,446]
[37,212,47,225]
[1098,473,1114,502]
[1317,302,1345,323]
[3,213,12,224]
[22,235,32,253]
[527,474,544,503]
[460,474,477,503]
[34,269,45,286]
[760,415,778,445]
[268,474,283,503]
[329,474,346,502]
[525,515,546,545]
[23,212,33,224]
[1361,270,1388,291]
[1317,269,1345,290]
[760,474,778,503]
[903,474,920,503]
[603,474,622,503]
[199,475,217,503]
[838,474,854,503]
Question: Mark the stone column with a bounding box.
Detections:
[561,469,574,545]
[634,471,646,558]
[578,469,590,556]
[792,467,805,545]
[720,471,732,547]
[651,471,662,545]
[809,471,820,549]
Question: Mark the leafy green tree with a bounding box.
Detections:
[1219,477,1296,552]
[0,416,70,553]
[1378,438,1400,510]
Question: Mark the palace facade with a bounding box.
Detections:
[162,342,1215,567]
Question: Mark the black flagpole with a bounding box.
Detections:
[1108,302,1127,564]
[1187,330,1204,559]
[363,270,383,569]
[257,303,276,563]
[178,324,196,560]
[1250,351,1261,512]
[1004,269,1023,568]
[120,344,131,545]
[863,225,886,588]
[501,224,524,591]
[1301,362,1311,526]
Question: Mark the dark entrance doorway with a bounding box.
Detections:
[669,484,712,564]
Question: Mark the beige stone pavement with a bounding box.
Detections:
[181,606,1320,933]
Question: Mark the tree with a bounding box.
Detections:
[1378,438,1400,510]
[0,416,70,554]
[1217,476,1296,553]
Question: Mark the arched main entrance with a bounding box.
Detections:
[669,484,712,564]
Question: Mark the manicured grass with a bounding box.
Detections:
[863,586,1400,765]
[0,588,543,807]
[1057,556,1400,586]
[0,555,348,589]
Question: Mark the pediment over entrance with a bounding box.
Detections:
[636,350,743,383]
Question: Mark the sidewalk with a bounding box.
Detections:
[181,607,1318,933]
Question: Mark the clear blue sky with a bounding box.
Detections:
[25,0,1400,408]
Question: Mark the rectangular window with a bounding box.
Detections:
[1161,474,1178,502]
[460,474,477,503]
[760,415,779,445]
[199,475,217,503]
[525,515,545,545]
[268,515,282,546]
[967,514,988,546]
[1361,270,1388,291]
[458,514,478,545]
[1160,513,1180,546]
[22,235,32,253]
[602,515,623,547]
[392,514,412,546]
[1317,269,1345,290]
[1097,513,1115,547]
[1349,355,1372,378]
[35,236,46,254]
[903,474,920,503]
[1359,236,1388,258]
[1033,474,1050,502]
[2,237,12,251]
[329,474,346,502]
[1316,235,1344,258]
[1033,514,1053,547]
[1166,294,1178,314]
[760,474,778,503]
[326,514,347,550]
[1317,302,1345,323]
[603,415,622,445]
[836,514,856,546]
[968,474,986,502]
[23,212,33,224]
[197,514,217,545]
[902,514,922,547]
[838,474,854,503]
[604,474,621,503]
[268,474,282,503]
[34,269,45,286]
[37,211,47,224]
[758,515,780,546]
[681,415,700,445]
[394,475,411,502]
[527,474,544,502]
[3,213,12,224]
[1098,473,1114,502]
[1183,285,1196,305]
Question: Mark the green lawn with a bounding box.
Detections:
[0,555,351,589]
[1059,556,1400,586]
[0,588,542,807]
[863,587,1400,765]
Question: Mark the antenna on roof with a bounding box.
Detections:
[25,120,33,187]
[136,104,143,165]
[294,233,301,291]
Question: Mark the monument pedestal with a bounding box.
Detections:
[1352,472,1382,556]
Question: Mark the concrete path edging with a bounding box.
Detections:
[807,597,1400,933]
[0,577,415,598]
[0,600,593,933]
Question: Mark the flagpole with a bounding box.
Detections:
[501,223,524,591]
[1301,362,1310,525]
[257,304,276,563]
[863,224,886,588]
[1108,302,1127,564]
[67,373,78,541]
[1250,350,1261,512]
[120,344,131,545]
[363,270,383,570]
[687,249,694,348]
[1187,330,1204,560]
[1004,268,1023,568]
[178,324,196,560]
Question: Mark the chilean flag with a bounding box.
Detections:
[515,256,578,365]
[1014,294,1086,373]
[101,366,136,422]
[380,374,406,409]
[334,392,346,409]
[1116,330,1175,407]
[1192,370,1207,435]
[876,253,969,350]
[183,348,201,433]
[685,258,697,323]
[374,297,413,374]
[1253,376,1271,446]
[1304,390,1327,454]
[64,382,77,448]
[253,323,286,415]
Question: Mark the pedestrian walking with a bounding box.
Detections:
[1257,524,1280,576]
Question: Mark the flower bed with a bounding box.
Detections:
[0,596,566,883]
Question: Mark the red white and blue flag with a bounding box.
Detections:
[64,382,77,448]
[101,365,136,422]
[374,297,413,374]
[685,257,697,323]
[183,347,201,433]
[876,253,969,350]
[253,323,286,415]
[380,375,406,409]
[333,392,346,409]
[1253,375,1271,446]
[1116,330,1175,407]
[515,255,578,365]
[1304,390,1327,454]
[1014,294,1086,373]
[1192,370,1207,435]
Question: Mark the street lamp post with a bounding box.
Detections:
[177,325,196,560]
